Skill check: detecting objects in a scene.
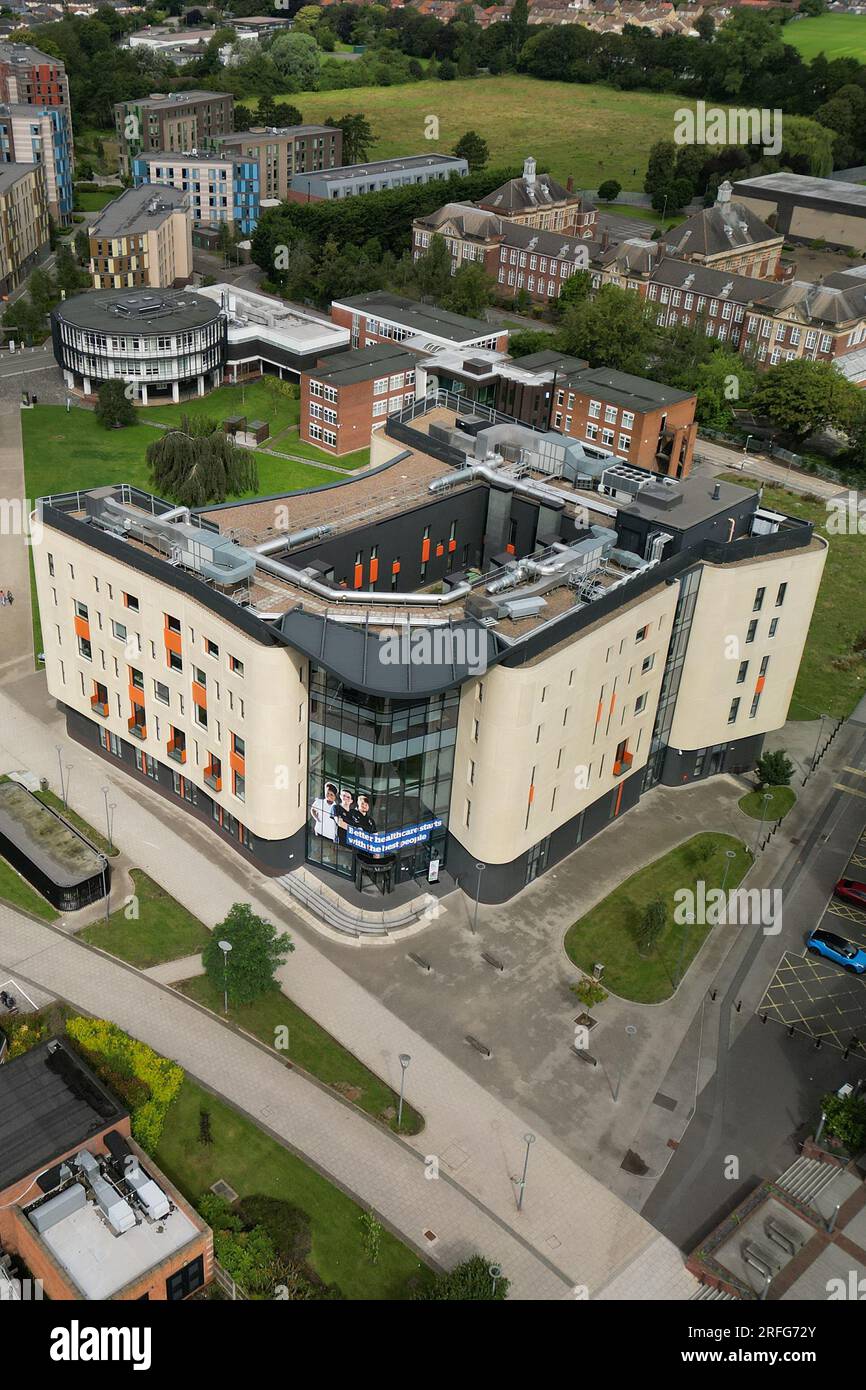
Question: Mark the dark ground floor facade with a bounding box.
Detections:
[64,703,764,908]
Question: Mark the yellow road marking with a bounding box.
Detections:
[834,783,866,800]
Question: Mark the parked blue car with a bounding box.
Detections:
[806,927,866,974]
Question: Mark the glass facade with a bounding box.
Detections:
[306,664,457,888]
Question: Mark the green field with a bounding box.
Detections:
[74,187,120,213]
[250,75,706,187]
[22,388,350,504]
[782,14,866,62]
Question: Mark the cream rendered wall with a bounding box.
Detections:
[36,524,308,845]
[669,540,826,752]
[451,581,679,864]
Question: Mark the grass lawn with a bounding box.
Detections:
[251,75,721,186]
[0,855,58,921]
[739,785,796,822]
[78,869,210,967]
[74,187,118,213]
[720,476,866,720]
[564,833,752,1003]
[782,14,866,61]
[270,434,371,469]
[177,975,423,1135]
[597,202,681,232]
[33,787,118,859]
[139,380,300,438]
[155,1077,432,1299]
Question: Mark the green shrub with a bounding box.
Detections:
[570,977,609,1008]
[236,1196,311,1264]
[65,1016,183,1152]
[821,1091,866,1152]
[413,1254,509,1300]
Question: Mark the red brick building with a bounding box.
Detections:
[331,290,508,353]
[0,1039,212,1302]
[552,366,697,477]
[300,344,418,455]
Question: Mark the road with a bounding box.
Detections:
[642,702,866,1251]
[694,437,846,501]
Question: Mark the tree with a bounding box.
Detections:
[95,379,136,430]
[413,1255,509,1300]
[696,13,715,41]
[597,179,621,202]
[201,902,294,1007]
[443,262,494,318]
[325,112,375,164]
[751,359,862,444]
[508,0,529,58]
[820,1090,866,1151]
[74,229,91,265]
[637,897,667,956]
[756,749,794,789]
[147,415,259,507]
[453,129,489,171]
[559,283,657,374]
[413,233,453,302]
[2,295,47,346]
[556,269,591,312]
[692,349,756,430]
[28,266,59,317]
[507,328,555,358]
[55,242,89,297]
[438,58,456,80]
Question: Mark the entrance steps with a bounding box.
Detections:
[775,1155,839,1206]
[275,866,438,939]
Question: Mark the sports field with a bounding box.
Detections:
[782,14,866,61]
[250,75,694,187]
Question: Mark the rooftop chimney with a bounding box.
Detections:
[566,175,574,193]
[712,482,721,500]
[716,179,732,207]
[523,156,536,188]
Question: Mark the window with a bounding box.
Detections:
[635,625,648,644]
[48,553,54,577]
[769,618,779,638]
[111,619,127,642]
[194,703,207,729]
[736,660,749,684]
[750,691,761,718]
[98,727,122,757]
[728,698,740,724]
[641,654,654,674]
[130,667,144,691]
[154,680,170,704]
[205,637,219,659]
[753,586,765,612]
[74,599,88,620]
[166,614,181,633]
[229,654,244,677]
[472,718,479,742]
[232,732,245,758]
[168,650,183,672]
[746,620,757,644]
[635,692,647,714]
[124,593,139,612]
[77,634,92,661]
[776,583,787,607]
[166,1256,204,1302]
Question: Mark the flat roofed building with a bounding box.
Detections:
[552,365,698,478]
[289,153,468,203]
[732,172,866,253]
[216,124,342,203]
[34,392,824,906]
[88,184,193,291]
[115,90,233,177]
[0,41,71,110]
[0,100,74,224]
[197,282,349,380]
[52,287,225,404]
[331,290,508,353]
[300,343,418,455]
[0,1039,212,1301]
[0,160,49,295]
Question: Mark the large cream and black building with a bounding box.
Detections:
[34,396,825,903]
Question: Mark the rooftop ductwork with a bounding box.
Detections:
[255,523,334,556]
[255,552,472,607]
[87,495,256,586]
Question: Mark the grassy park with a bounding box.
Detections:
[782,14,866,62]
[564,833,752,1003]
[739,786,796,822]
[78,870,210,968]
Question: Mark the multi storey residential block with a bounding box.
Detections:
[35,396,824,903]
[215,124,342,202]
[88,185,192,291]
[0,160,49,295]
[132,151,259,234]
[0,41,72,109]
[115,91,233,177]
[0,100,74,224]
[299,344,418,455]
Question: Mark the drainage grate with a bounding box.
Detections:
[423,1229,438,1243]
[210,1179,238,1202]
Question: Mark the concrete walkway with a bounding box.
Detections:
[0,672,694,1300]
[0,403,35,683]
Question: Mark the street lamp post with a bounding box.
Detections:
[613,1024,638,1103]
[811,713,828,772]
[743,433,753,456]
[721,848,737,895]
[753,791,773,854]
[55,745,67,808]
[102,786,114,854]
[472,861,485,935]
[488,1263,502,1297]
[397,1053,411,1130]
[101,855,110,922]
[218,939,233,1016]
[516,1132,535,1212]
